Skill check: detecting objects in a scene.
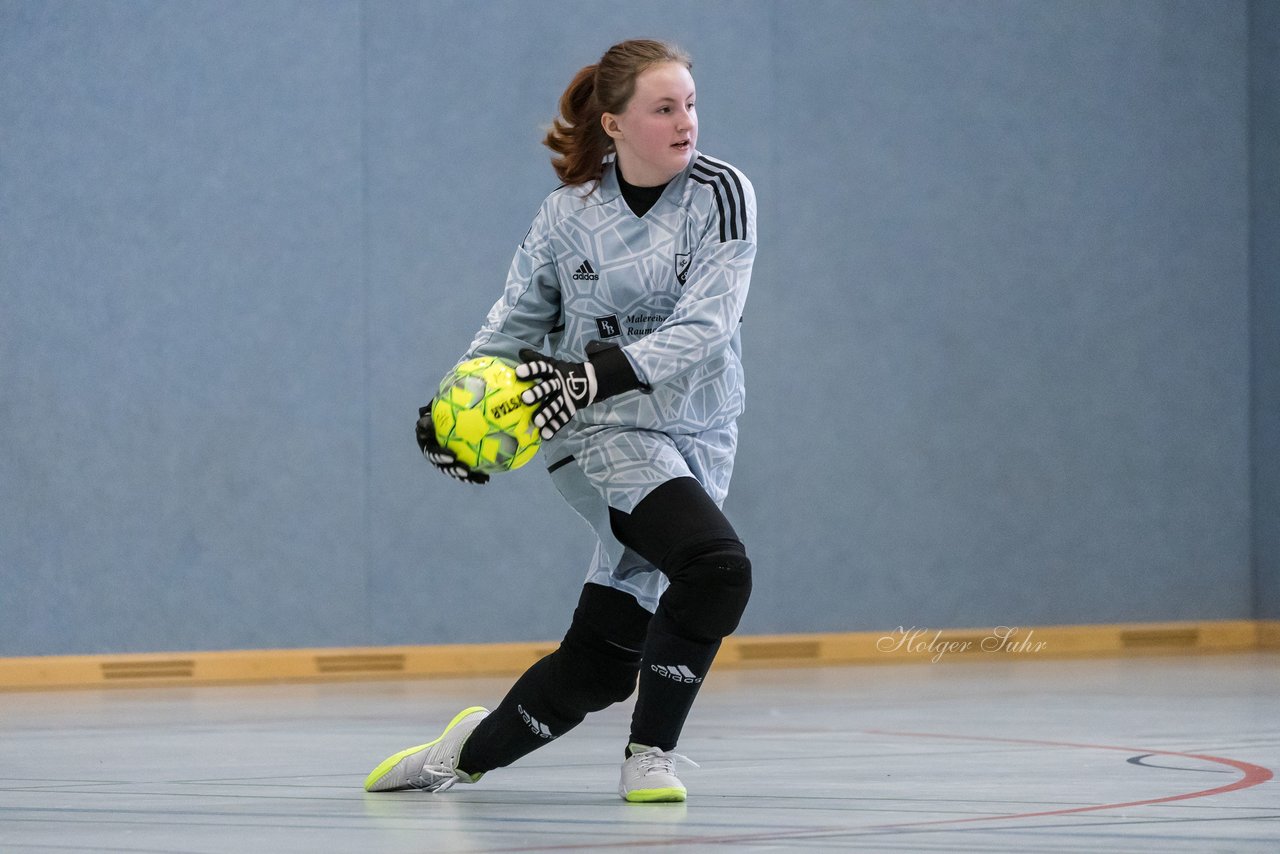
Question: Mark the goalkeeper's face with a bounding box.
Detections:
[603,61,698,188]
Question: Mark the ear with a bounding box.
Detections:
[601,112,623,141]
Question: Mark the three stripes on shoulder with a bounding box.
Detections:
[690,155,749,243]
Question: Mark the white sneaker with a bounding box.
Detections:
[619,744,699,803]
[364,706,489,792]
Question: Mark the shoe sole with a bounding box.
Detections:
[622,786,687,803]
[363,706,487,792]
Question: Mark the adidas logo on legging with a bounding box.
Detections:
[517,704,555,739]
[650,664,703,684]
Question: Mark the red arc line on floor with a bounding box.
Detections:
[471,731,1274,851]
[864,729,1275,829]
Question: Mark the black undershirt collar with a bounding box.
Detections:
[616,163,669,218]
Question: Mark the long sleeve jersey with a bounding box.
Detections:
[463,152,756,436]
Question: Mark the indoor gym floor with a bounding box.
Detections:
[2,653,1277,852]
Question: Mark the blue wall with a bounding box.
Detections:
[0,0,1266,655]
[1251,0,1279,621]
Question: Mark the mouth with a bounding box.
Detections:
[671,140,691,152]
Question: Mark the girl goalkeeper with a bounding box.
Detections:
[365,38,757,803]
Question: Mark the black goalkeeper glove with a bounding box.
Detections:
[415,402,489,485]
[516,341,646,440]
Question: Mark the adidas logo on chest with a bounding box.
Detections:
[571,259,600,281]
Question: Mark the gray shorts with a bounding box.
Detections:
[546,423,738,612]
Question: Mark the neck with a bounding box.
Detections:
[615,158,679,189]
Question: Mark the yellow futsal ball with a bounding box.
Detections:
[432,356,541,474]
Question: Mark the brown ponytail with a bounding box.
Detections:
[543,39,692,187]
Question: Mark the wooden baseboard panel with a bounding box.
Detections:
[1258,620,1280,650]
[0,620,1272,691]
[722,620,1263,667]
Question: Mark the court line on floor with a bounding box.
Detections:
[864,729,1274,829]
[463,730,1275,851]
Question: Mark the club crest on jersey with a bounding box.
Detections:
[572,259,600,281]
[675,253,692,285]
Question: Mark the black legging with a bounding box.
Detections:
[459,476,751,771]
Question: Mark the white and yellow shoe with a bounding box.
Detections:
[364,706,489,792]
[619,744,699,803]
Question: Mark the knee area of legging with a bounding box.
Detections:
[660,553,752,641]
[548,649,639,711]
[550,621,643,711]
[569,584,651,652]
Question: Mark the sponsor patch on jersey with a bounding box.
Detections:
[595,315,621,338]
[625,311,666,337]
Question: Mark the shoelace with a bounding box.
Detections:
[406,767,462,793]
[632,747,700,777]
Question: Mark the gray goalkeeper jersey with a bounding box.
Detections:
[463,152,757,439]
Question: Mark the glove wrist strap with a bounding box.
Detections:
[585,341,648,401]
